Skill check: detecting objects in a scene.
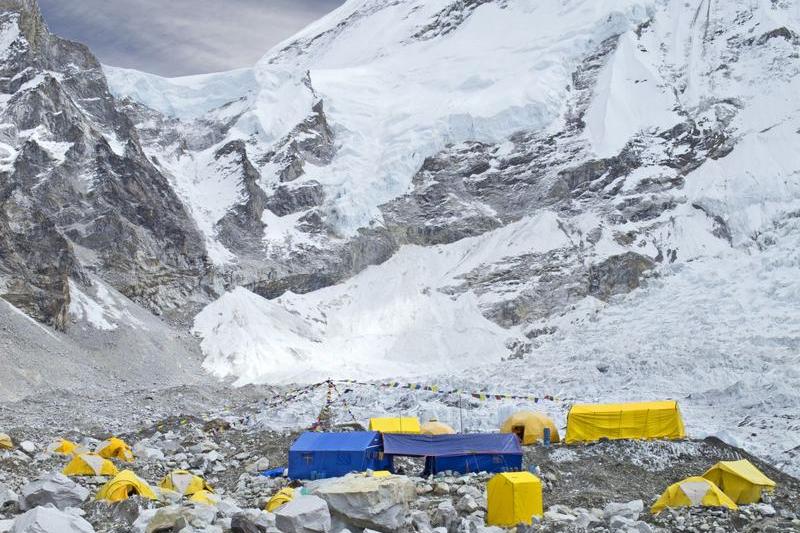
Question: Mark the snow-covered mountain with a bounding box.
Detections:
[0,0,799,469]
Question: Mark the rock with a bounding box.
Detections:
[273,495,330,533]
[603,500,644,520]
[246,458,270,474]
[313,474,414,532]
[456,495,479,514]
[755,503,776,516]
[0,482,17,510]
[19,473,90,511]
[432,501,458,529]
[231,514,267,533]
[11,506,95,533]
[631,522,653,533]
[132,504,216,533]
[433,482,450,496]
[608,515,635,530]
[416,484,433,495]
[19,442,35,454]
[543,510,575,523]
[0,519,13,533]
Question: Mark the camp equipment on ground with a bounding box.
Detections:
[158,470,213,496]
[266,487,295,512]
[63,453,119,477]
[48,439,78,455]
[260,467,286,478]
[368,417,421,434]
[189,490,219,506]
[96,470,157,502]
[651,476,737,514]
[702,459,776,504]
[382,433,522,475]
[420,420,456,435]
[96,437,134,462]
[487,471,543,526]
[500,411,560,445]
[288,431,391,480]
[0,433,13,449]
[565,400,685,444]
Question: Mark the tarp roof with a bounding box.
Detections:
[290,431,381,452]
[383,433,522,457]
[569,400,679,414]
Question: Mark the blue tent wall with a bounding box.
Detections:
[288,431,391,480]
[383,433,523,475]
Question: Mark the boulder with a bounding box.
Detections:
[19,442,36,454]
[11,506,95,533]
[603,500,643,520]
[132,504,216,533]
[273,495,330,533]
[231,513,267,533]
[313,475,414,532]
[0,482,17,510]
[431,501,458,529]
[19,474,90,511]
[456,495,479,514]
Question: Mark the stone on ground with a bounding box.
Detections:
[18,474,90,511]
[313,474,415,532]
[273,495,330,533]
[11,506,95,533]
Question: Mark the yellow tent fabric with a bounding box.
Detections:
[96,437,134,462]
[565,401,685,444]
[371,470,392,478]
[500,411,560,445]
[651,476,738,514]
[48,439,78,455]
[266,487,295,512]
[421,420,456,435]
[189,490,219,506]
[63,453,119,477]
[158,470,213,496]
[368,417,421,434]
[702,459,776,504]
[96,470,157,502]
[0,433,12,450]
[487,472,543,527]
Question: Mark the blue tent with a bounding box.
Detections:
[288,431,391,480]
[383,433,522,475]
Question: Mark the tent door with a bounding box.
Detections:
[512,425,525,443]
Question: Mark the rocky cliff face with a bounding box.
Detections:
[0,0,210,328]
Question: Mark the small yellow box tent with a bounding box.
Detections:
[500,411,560,445]
[487,472,543,526]
[421,420,456,435]
[96,470,157,502]
[63,453,119,477]
[651,476,737,514]
[266,487,295,512]
[702,459,776,504]
[0,433,12,450]
[96,437,134,462]
[158,470,213,496]
[565,400,685,444]
[368,417,421,434]
[189,490,219,506]
[48,439,78,455]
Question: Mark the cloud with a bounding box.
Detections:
[37,0,344,77]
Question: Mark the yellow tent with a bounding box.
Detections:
[500,411,560,445]
[487,472,543,526]
[96,470,157,502]
[63,453,119,477]
[368,417,421,434]
[189,490,219,506]
[565,400,685,444]
[421,420,456,435]
[158,470,213,496]
[266,487,295,512]
[702,459,776,504]
[651,476,737,514]
[48,439,78,455]
[0,433,12,450]
[96,437,134,462]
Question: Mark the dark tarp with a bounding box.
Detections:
[383,433,522,475]
[288,431,391,480]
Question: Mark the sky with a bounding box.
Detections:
[38,0,345,77]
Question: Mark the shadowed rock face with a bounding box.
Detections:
[0,0,209,327]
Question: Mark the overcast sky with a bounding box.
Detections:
[38,0,344,77]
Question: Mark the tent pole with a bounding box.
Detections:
[459,394,464,434]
